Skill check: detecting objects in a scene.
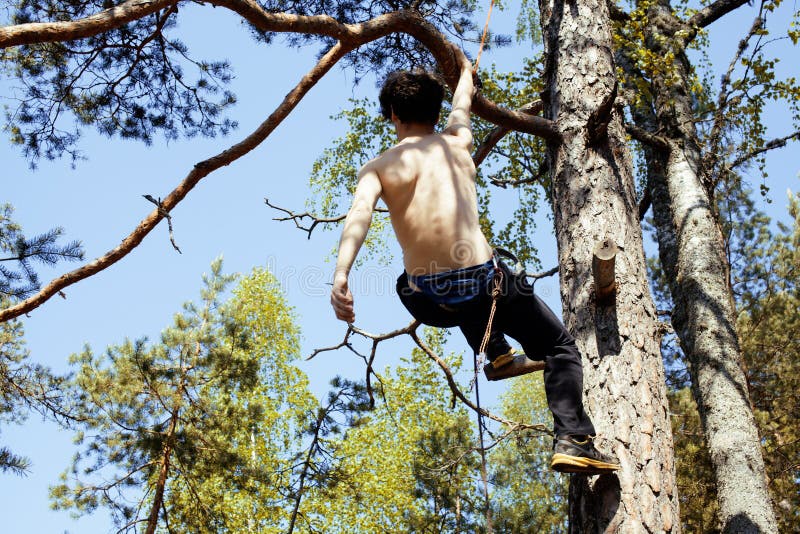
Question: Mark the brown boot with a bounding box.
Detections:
[483,349,545,381]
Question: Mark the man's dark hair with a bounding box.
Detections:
[379,71,445,126]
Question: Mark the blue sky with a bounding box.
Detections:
[1,2,798,532]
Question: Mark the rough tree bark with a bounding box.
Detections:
[629,1,778,531]
[538,0,680,530]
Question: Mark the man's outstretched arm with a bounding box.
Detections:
[444,54,476,145]
[331,165,382,323]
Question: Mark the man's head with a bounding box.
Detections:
[379,71,445,126]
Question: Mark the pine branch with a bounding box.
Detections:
[0,0,178,47]
[0,447,30,477]
[3,4,559,139]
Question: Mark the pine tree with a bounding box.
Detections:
[49,259,307,532]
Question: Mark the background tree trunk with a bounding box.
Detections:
[640,3,778,530]
[538,0,680,530]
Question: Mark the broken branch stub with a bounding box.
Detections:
[592,239,618,305]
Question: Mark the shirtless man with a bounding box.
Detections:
[330,55,618,475]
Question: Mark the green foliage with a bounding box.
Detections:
[0,204,84,301]
[3,1,237,163]
[1,310,71,477]
[0,315,69,476]
[300,329,479,532]
[736,190,800,531]
[490,375,566,533]
[0,206,75,477]
[0,309,32,477]
[49,259,311,531]
[668,387,720,533]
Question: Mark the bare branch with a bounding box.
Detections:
[409,329,550,434]
[527,266,558,280]
[729,130,800,170]
[0,0,178,47]
[490,161,547,189]
[626,123,671,151]
[687,0,751,31]
[0,42,349,322]
[309,321,551,434]
[265,198,388,239]
[586,81,618,146]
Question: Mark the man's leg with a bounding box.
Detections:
[496,269,618,473]
[499,289,596,437]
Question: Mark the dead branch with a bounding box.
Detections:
[489,159,547,188]
[409,329,550,433]
[0,43,349,323]
[586,81,618,146]
[309,321,550,434]
[265,198,389,239]
[638,187,652,221]
[527,266,558,281]
[729,130,800,170]
[143,195,181,253]
[626,123,670,151]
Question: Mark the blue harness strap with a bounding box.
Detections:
[408,259,495,305]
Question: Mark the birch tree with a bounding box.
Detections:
[614,0,798,529]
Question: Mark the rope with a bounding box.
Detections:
[473,266,502,532]
[474,0,496,71]
[478,270,503,355]
[474,350,494,533]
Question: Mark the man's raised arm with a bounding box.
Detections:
[330,164,382,323]
[444,56,476,144]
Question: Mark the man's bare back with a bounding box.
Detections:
[331,57,482,323]
[369,132,492,275]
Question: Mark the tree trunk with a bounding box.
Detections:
[538,0,680,530]
[640,3,778,531]
[145,409,179,534]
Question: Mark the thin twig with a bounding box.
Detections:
[265,198,388,239]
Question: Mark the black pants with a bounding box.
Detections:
[397,261,596,438]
